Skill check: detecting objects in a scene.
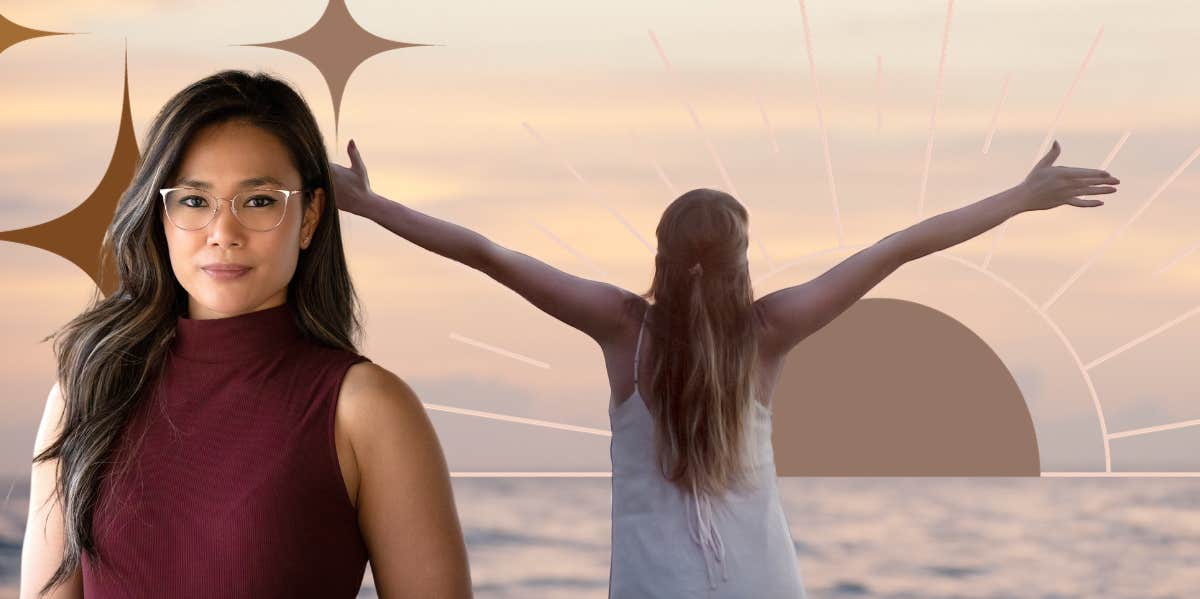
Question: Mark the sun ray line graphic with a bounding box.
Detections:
[450,472,612,478]
[983,25,1105,270]
[447,332,551,369]
[936,253,1113,470]
[1083,303,1200,370]
[753,242,855,288]
[447,471,1200,478]
[982,72,1011,155]
[630,129,679,197]
[1107,418,1200,440]
[1100,129,1132,169]
[795,0,844,247]
[529,219,610,280]
[917,0,955,220]
[1042,472,1200,477]
[424,403,611,437]
[647,29,774,270]
[756,93,782,154]
[875,54,884,134]
[1151,239,1200,278]
[1041,142,1200,312]
[521,121,654,253]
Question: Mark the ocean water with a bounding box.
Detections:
[2,476,1197,598]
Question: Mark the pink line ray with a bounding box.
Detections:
[875,54,883,133]
[1108,418,1200,440]
[796,0,845,247]
[1151,238,1200,278]
[530,218,611,280]
[522,121,655,253]
[648,29,775,269]
[756,94,781,154]
[982,72,1011,155]
[630,129,678,197]
[424,402,612,437]
[1083,302,1200,371]
[1042,142,1200,312]
[451,472,613,478]
[982,25,1106,271]
[918,0,956,220]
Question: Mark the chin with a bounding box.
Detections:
[192,293,262,318]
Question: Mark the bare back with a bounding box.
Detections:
[601,301,785,413]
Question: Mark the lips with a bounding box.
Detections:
[201,263,252,280]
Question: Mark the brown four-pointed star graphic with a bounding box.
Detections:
[0,11,72,55]
[0,46,137,296]
[238,0,434,143]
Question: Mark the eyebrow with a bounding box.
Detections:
[173,176,288,190]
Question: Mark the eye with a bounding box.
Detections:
[178,195,208,208]
[244,194,278,208]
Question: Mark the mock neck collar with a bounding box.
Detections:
[171,302,302,363]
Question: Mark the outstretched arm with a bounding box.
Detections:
[332,140,633,345]
[755,140,1120,357]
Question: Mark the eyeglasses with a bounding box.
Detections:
[159,187,306,232]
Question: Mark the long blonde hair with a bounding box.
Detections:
[634,188,760,497]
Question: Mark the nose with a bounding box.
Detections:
[206,198,246,248]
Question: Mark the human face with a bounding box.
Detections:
[162,119,324,320]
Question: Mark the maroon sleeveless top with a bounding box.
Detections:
[80,302,373,597]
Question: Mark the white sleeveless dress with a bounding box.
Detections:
[608,310,808,598]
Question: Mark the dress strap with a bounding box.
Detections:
[632,307,647,385]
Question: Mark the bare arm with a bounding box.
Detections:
[19,382,83,599]
[339,363,472,599]
[757,140,1120,356]
[332,139,633,345]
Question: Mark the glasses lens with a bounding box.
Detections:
[163,188,215,230]
[233,190,289,231]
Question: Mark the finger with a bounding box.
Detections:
[1035,140,1061,169]
[348,139,370,185]
[1055,166,1112,178]
[1067,185,1118,195]
[1066,197,1104,207]
[1073,175,1120,185]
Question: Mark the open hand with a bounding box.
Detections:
[1018,140,1120,212]
[331,139,381,217]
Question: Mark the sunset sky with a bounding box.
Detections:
[2,0,1198,477]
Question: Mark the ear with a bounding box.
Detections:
[300,188,324,249]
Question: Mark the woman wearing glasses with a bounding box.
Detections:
[330,138,1118,597]
[20,71,472,598]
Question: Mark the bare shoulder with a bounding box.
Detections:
[339,362,418,407]
[333,363,469,596]
[333,362,429,508]
[751,299,785,362]
[336,362,427,448]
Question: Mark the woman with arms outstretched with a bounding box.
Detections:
[332,138,1117,598]
[20,71,471,598]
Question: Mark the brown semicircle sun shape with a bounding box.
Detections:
[772,297,1040,477]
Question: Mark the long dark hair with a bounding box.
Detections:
[32,70,362,596]
[633,188,760,497]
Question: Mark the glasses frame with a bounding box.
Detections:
[159,187,307,232]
